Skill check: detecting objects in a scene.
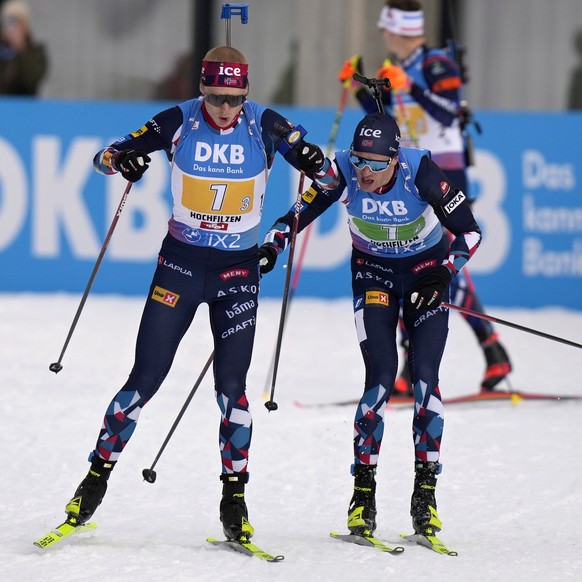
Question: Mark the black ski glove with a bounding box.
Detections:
[408,266,452,311]
[296,140,325,174]
[258,244,278,274]
[113,149,151,182]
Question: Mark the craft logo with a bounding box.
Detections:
[365,291,389,306]
[151,286,180,307]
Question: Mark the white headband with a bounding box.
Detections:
[377,6,424,36]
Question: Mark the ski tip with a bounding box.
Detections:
[401,532,457,556]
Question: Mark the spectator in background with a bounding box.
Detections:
[0,0,48,96]
[155,52,194,101]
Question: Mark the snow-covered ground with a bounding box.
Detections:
[1,293,581,581]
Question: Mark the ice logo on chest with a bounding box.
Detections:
[194,142,245,164]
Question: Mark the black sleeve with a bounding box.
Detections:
[110,106,184,159]
[259,107,297,169]
[260,107,324,173]
[272,171,347,235]
[414,155,479,236]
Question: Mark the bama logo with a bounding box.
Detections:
[151,286,180,307]
[365,291,389,306]
[194,142,244,164]
[443,191,466,215]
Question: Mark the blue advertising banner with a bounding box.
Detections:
[1,98,581,309]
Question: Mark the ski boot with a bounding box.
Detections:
[65,456,115,525]
[219,473,254,541]
[481,333,512,391]
[410,461,442,536]
[347,464,377,536]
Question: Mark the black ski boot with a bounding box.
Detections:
[481,333,512,391]
[65,456,116,525]
[410,461,442,536]
[347,464,377,536]
[219,473,254,541]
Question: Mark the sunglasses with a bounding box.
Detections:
[349,152,394,173]
[204,94,246,107]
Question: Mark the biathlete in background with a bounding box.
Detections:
[259,112,481,547]
[338,0,511,395]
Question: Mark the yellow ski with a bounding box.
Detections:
[34,520,97,549]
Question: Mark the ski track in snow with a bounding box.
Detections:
[1,294,581,581]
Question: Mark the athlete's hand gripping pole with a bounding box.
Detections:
[264,172,306,412]
[49,182,133,374]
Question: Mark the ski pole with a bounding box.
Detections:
[49,181,133,374]
[142,351,214,483]
[262,87,349,400]
[264,172,306,411]
[442,303,582,350]
[290,84,350,293]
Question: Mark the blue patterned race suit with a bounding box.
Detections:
[91,97,309,475]
[263,146,481,470]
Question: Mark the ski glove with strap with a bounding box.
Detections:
[295,140,325,174]
[113,149,151,182]
[408,266,452,311]
[258,245,278,274]
[259,223,290,274]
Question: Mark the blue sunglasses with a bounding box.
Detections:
[349,152,394,172]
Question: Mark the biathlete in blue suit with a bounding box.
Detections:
[50,45,319,544]
[260,112,481,542]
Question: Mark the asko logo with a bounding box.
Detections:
[151,286,180,307]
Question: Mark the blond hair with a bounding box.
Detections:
[203,46,248,64]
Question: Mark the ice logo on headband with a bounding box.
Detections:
[217,64,243,77]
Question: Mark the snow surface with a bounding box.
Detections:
[1,293,582,581]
